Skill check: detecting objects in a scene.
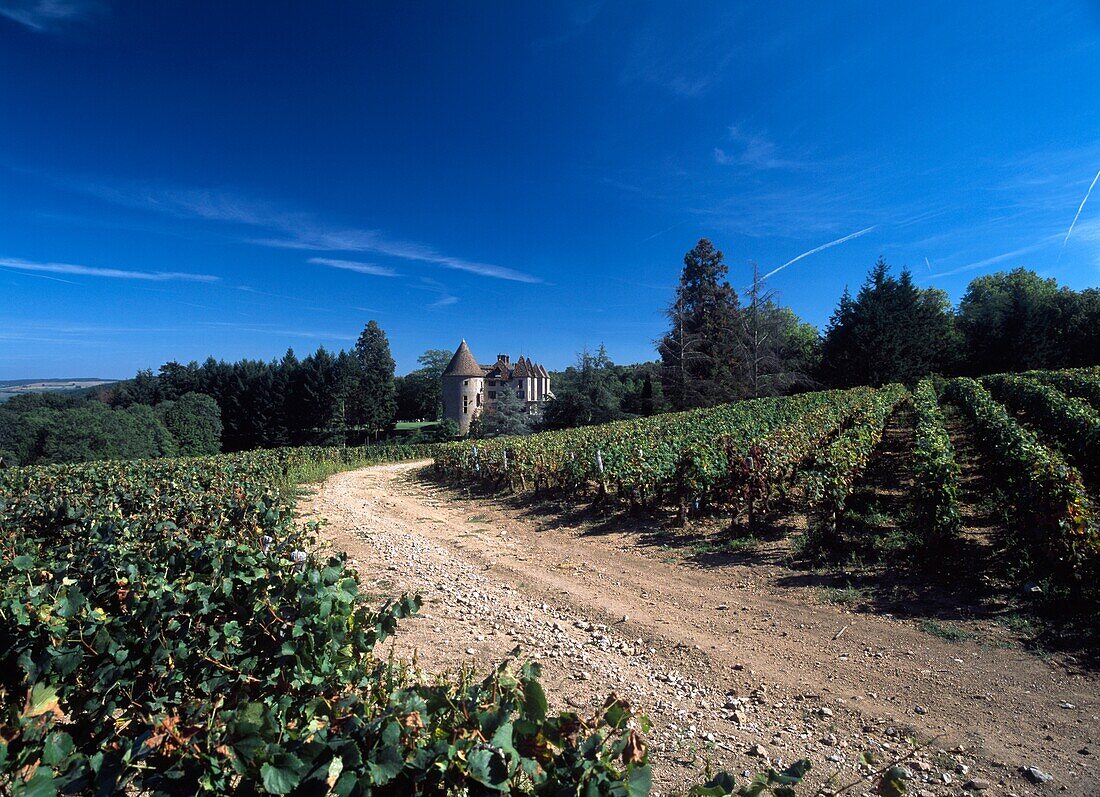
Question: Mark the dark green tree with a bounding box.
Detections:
[394,348,451,421]
[36,403,177,465]
[286,347,344,445]
[659,239,744,410]
[541,345,623,429]
[956,268,1090,374]
[348,321,397,438]
[820,259,957,386]
[155,392,223,456]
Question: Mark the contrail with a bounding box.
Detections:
[762,225,876,281]
[641,220,686,242]
[1059,167,1100,262]
[924,257,932,272]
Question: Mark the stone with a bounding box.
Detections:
[1021,766,1053,784]
[747,744,768,758]
[914,705,927,715]
[964,779,992,791]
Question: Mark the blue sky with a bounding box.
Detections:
[1,1,1099,378]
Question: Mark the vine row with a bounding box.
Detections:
[945,377,1098,574]
[910,379,961,546]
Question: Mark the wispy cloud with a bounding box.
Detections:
[619,9,737,97]
[714,126,802,171]
[261,230,539,282]
[0,0,100,32]
[929,239,1052,279]
[0,256,219,282]
[309,257,399,278]
[413,277,459,309]
[65,178,541,283]
[762,226,877,280]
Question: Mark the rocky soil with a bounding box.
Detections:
[298,461,1098,796]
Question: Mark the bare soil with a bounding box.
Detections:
[298,461,1098,796]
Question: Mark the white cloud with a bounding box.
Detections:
[0,257,219,282]
[309,257,399,278]
[0,0,99,32]
[67,178,542,283]
[714,126,801,171]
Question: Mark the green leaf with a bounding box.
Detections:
[13,554,33,572]
[626,764,653,797]
[689,771,736,796]
[603,699,630,729]
[367,740,403,785]
[14,768,56,797]
[23,683,60,719]
[467,748,509,790]
[41,732,74,766]
[524,679,547,722]
[260,762,301,795]
[325,756,344,788]
[877,766,909,797]
[771,759,811,784]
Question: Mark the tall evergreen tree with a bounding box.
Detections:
[820,259,957,386]
[659,239,744,410]
[348,320,397,438]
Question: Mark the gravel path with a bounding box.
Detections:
[299,461,1098,796]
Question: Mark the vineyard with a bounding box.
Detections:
[4,370,1100,795]
[434,368,1100,594]
[0,443,814,795]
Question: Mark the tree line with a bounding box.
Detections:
[3,238,1097,462]
[655,239,1100,411]
[0,321,409,465]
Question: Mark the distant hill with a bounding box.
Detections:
[0,378,118,402]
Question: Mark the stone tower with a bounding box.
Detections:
[441,340,485,434]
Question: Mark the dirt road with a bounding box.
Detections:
[299,461,1098,796]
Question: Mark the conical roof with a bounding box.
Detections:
[442,340,485,377]
[512,356,530,377]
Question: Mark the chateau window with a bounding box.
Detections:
[463,396,469,414]
[517,391,524,399]
[463,380,469,386]
[488,391,496,399]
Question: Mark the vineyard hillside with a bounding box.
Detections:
[4,368,1100,794]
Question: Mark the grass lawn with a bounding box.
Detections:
[394,421,441,431]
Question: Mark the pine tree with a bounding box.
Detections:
[659,239,744,409]
[820,259,956,386]
[348,320,397,439]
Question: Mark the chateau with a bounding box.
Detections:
[441,340,552,434]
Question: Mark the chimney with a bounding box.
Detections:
[498,354,510,365]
